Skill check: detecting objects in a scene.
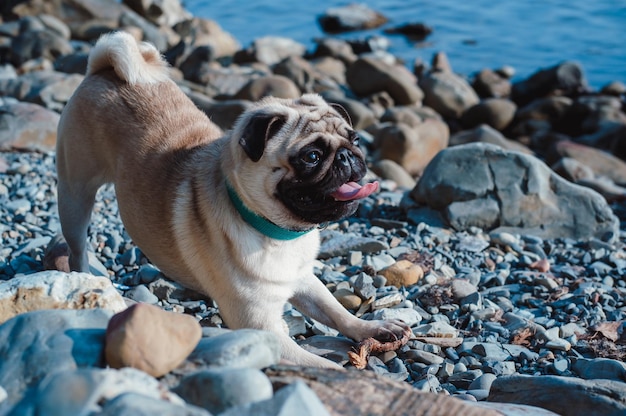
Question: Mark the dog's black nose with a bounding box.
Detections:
[336,148,354,166]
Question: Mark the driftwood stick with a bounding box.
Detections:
[348,327,412,369]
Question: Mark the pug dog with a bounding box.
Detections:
[56,31,410,368]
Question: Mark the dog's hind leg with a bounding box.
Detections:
[56,177,100,273]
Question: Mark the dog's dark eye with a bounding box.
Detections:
[349,131,360,146]
[302,150,322,165]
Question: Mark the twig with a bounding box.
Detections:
[348,327,412,369]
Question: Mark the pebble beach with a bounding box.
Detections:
[1,1,626,415]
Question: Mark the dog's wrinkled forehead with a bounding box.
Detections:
[289,97,352,143]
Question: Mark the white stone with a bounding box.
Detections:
[412,321,459,338]
[0,271,127,324]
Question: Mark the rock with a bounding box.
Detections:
[8,0,125,38]
[383,22,433,41]
[411,143,620,242]
[53,52,89,74]
[601,81,626,96]
[174,368,273,414]
[172,17,241,58]
[449,124,533,154]
[10,25,74,67]
[123,0,191,27]
[37,73,83,111]
[333,288,362,309]
[273,55,318,93]
[380,106,424,127]
[364,307,422,327]
[320,92,376,130]
[220,381,328,416]
[512,61,588,106]
[265,366,499,415]
[577,123,626,161]
[0,98,59,151]
[571,357,626,381]
[413,321,460,338]
[469,373,498,391]
[469,402,560,415]
[234,75,301,101]
[178,45,217,82]
[552,156,595,185]
[346,56,423,105]
[0,309,112,411]
[470,343,512,361]
[187,329,281,369]
[379,260,424,288]
[375,119,449,176]
[105,303,202,377]
[0,271,127,324]
[119,9,172,51]
[312,56,347,85]
[488,374,626,416]
[472,69,512,98]
[516,96,573,125]
[189,94,252,131]
[420,71,480,119]
[318,4,388,33]
[552,140,626,186]
[319,232,389,259]
[371,293,404,310]
[461,98,517,131]
[12,367,199,415]
[451,279,477,300]
[125,284,159,304]
[234,36,306,66]
[100,392,211,415]
[352,272,377,300]
[298,335,356,365]
[371,159,417,189]
[311,38,357,65]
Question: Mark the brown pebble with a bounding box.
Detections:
[105,303,202,377]
[380,260,424,288]
[530,258,550,273]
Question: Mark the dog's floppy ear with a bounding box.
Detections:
[239,113,286,162]
[330,103,353,127]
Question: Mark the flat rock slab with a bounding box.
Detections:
[266,365,501,416]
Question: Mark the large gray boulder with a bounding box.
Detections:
[488,374,626,416]
[410,143,619,242]
[0,309,113,412]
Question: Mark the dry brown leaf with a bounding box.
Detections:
[590,321,623,342]
[511,327,535,346]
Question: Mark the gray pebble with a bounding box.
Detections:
[188,329,281,369]
[174,368,273,414]
[125,285,159,304]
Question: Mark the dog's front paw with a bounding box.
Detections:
[347,319,412,369]
[359,319,412,343]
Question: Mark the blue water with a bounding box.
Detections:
[183,0,625,89]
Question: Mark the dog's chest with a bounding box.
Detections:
[238,232,320,285]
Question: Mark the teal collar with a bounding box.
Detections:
[225,181,312,241]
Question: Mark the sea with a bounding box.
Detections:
[183,0,625,89]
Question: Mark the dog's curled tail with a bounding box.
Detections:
[86,31,170,84]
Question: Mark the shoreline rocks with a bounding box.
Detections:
[0,0,625,415]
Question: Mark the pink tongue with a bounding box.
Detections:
[330,181,379,201]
